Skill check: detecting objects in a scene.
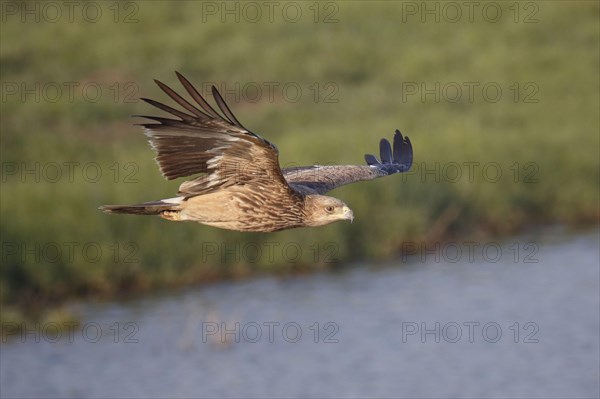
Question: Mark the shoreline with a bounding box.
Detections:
[3,221,598,341]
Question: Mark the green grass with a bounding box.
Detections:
[1,1,598,321]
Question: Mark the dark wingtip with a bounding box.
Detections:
[174,71,190,87]
[393,130,403,161]
[174,71,188,85]
[402,135,413,170]
[365,154,380,165]
[140,97,153,104]
[132,114,157,124]
[140,97,160,107]
[366,129,414,173]
[379,138,393,163]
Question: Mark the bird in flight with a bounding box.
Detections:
[100,72,413,232]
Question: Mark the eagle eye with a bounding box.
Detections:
[325,205,335,213]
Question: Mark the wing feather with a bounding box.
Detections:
[154,79,211,119]
[379,138,393,163]
[211,85,246,129]
[364,154,380,166]
[140,98,196,123]
[175,71,221,118]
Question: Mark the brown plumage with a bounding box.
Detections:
[100,72,413,232]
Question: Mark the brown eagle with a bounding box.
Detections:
[100,72,413,232]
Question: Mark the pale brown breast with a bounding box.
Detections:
[179,185,307,232]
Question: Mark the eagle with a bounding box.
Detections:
[100,72,413,232]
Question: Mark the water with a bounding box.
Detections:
[2,228,599,398]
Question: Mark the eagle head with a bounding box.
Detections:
[303,195,354,227]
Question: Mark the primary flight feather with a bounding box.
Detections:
[100,72,413,232]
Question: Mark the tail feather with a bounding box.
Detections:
[99,200,179,216]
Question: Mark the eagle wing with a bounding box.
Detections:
[283,130,413,195]
[138,72,289,197]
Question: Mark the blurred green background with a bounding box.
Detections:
[1,1,598,323]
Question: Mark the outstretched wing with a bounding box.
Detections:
[283,130,413,195]
[138,72,289,197]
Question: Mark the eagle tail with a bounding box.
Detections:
[99,198,182,216]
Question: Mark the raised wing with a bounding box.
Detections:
[283,130,413,195]
[138,72,288,197]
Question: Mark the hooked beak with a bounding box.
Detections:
[342,206,354,223]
